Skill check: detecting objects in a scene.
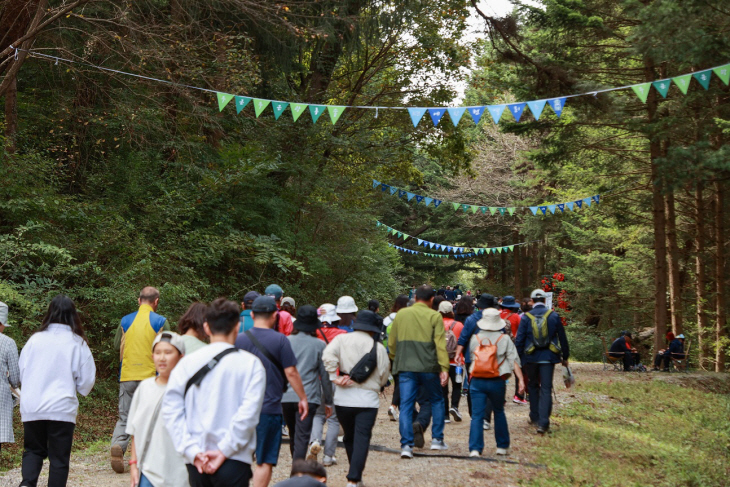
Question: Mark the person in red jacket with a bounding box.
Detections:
[499,296,526,404]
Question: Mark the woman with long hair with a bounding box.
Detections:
[383,294,410,422]
[177,302,208,355]
[19,294,96,487]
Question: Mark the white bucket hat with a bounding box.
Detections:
[477,308,507,332]
[0,302,8,327]
[438,301,453,314]
[336,296,358,314]
[318,304,341,324]
[530,289,547,299]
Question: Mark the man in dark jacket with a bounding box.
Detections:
[609,332,636,371]
[514,289,569,435]
[661,334,686,371]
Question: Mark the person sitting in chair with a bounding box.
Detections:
[652,331,675,371]
[660,334,686,371]
[609,331,639,372]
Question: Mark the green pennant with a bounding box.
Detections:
[652,80,671,98]
[480,207,488,214]
[507,207,516,216]
[272,102,289,120]
[498,247,503,253]
[693,70,712,90]
[498,207,506,215]
[509,245,514,252]
[452,202,460,211]
[310,105,327,123]
[489,207,497,215]
[713,64,730,85]
[235,96,251,113]
[471,205,479,214]
[291,103,308,122]
[631,83,651,103]
[327,106,346,125]
[390,229,397,235]
[403,235,409,241]
[253,99,271,117]
[673,74,692,94]
[216,92,234,112]
[397,232,403,238]
[462,204,471,212]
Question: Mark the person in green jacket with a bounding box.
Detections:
[388,285,450,458]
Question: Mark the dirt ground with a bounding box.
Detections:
[0,363,666,487]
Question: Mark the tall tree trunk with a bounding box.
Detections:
[488,251,495,282]
[695,182,709,369]
[715,179,726,372]
[500,235,507,286]
[521,243,530,298]
[665,191,683,334]
[513,230,521,297]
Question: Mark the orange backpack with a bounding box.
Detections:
[471,334,506,379]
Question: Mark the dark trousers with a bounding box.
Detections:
[411,385,431,430]
[20,420,75,487]
[186,459,252,487]
[282,402,319,461]
[335,406,378,483]
[442,365,462,416]
[611,352,634,371]
[524,363,555,429]
[391,374,400,407]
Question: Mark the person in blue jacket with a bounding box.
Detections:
[661,334,686,371]
[514,289,570,435]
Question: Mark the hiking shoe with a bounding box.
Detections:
[412,422,425,449]
[444,419,451,424]
[430,439,448,450]
[388,405,399,422]
[400,445,414,459]
[282,425,289,437]
[306,440,321,461]
[449,407,463,422]
[483,420,491,431]
[496,448,509,456]
[323,455,337,466]
[513,396,528,405]
[536,426,549,435]
[469,450,481,457]
[110,444,125,474]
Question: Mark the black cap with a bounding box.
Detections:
[251,296,278,313]
[295,305,321,333]
[244,291,261,306]
[476,293,496,310]
[351,310,383,334]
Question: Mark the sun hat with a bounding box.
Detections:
[265,284,284,300]
[499,296,520,310]
[530,289,547,299]
[336,296,358,314]
[475,293,496,310]
[438,301,454,314]
[0,302,8,327]
[351,310,383,334]
[251,296,278,313]
[294,305,320,333]
[153,331,185,354]
[677,334,685,339]
[477,308,507,332]
[243,291,261,306]
[318,304,340,324]
[281,297,296,308]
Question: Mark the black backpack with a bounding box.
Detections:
[345,339,378,383]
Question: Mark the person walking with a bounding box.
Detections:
[467,308,524,457]
[282,306,334,462]
[514,289,570,435]
[235,296,308,487]
[388,285,449,458]
[382,295,409,422]
[163,298,266,487]
[438,301,464,423]
[335,297,358,333]
[111,287,169,473]
[322,310,390,487]
[265,285,294,336]
[178,302,208,355]
[240,291,261,333]
[0,302,20,455]
[19,295,96,487]
[499,296,526,404]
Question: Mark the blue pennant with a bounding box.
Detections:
[408,107,428,127]
[407,192,416,201]
[526,100,547,120]
[447,107,466,127]
[583,197,592,207]
[398,190,407,198]
[488,105,506,124]
[372,179,380,188]
[433,200,442,208]
[415,195,424,204]
[424,197,433,206]
[557,203,565,213]
[530,207,538,215]
[507,103,527,122]
[592,195,600,205]
[381,183,388,192]
[575,199,583,209]
[548,205,557,214]
[548,98,567,117]
[428,108,446,126]
[566,201,575,211]
[469,106,486,124]
[389,186,398,195]
[417,239,423,245]
[539,206,548,215]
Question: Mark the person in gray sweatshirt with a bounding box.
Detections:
[282,306,334,461]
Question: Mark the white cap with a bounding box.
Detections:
[152,331,185,354]
[438,301,453,314]
[0,302,8,327]
[530,289,547,299]
[318,304,341,324]
[281,297,296,308]
[336,296,358,314]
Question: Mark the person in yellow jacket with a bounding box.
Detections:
[110,287,169,473]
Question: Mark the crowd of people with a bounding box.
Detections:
[0,282,576,487]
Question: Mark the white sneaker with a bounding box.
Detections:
[388,405,399,422]
[306,440,321,461]
[469,450,481,457]
[401,445,414,459]
[282,425,289,436]
[483,420,491,431]
[430,439,448,450]
[496,448,509,456]
[444,419,451,424]
[323,455,337,466]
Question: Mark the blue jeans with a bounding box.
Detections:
[468,378,509,452]
[139,473,153,487]
[399,372,445,446]
[525,362,555,429]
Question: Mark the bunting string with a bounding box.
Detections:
[388,243,478,259]
[18,48,730,128]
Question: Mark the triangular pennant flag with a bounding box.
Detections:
[415,195,425,204]
[471,205,479,214]
[530,207,538,215]
[372,180,380,188]
[327,106,346,125]
[575,199,583,209]
[526,100,547,120]
[235,96,251,113]
[435,244,441,250]
[428,108,446,127]
[381,183,388,192]
[403,235,409,241]
[583,197,592,207]
[425,197,433,206]
[548,204,557,214]
[310,105,327,123]
[397,232,402,238]
[376,221,381,227]
[557,203,565,213]
[507,207,516,216]
[272,101,289,120]
[592,195,600,205]
[498,247,504,253]
[673,74,692,94]
[462,204,471,212]
[451,202,459,211]
[217,92,234,111]
[407,192,416,201]
[398,190,407,198]
[469,106,486,124]
[652,80,671,99]
[479,207,487,214]
[498,207,506,215]
[631,83,651,103]
[509,245,514,252]
[548,98,566,117]
[447,107,466,127]
[713,64,730,85]
[489,207,497,216]
[253,99,271,117]
[408,108,428,127]
[507,103,527,122]
[291,103,308,121]
[433,200,442,208]
[389,186,398,195]
[566,201,575,211]
[488,105,506,124]
[430,242,435,248]
[693,70,712,90]
[539,206,547,215]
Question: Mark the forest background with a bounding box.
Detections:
[1,0,729,380]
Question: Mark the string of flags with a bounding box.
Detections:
[372,180,600,215]
[630,66,730,102]
[388,243,478,259]
[378,221,535,255]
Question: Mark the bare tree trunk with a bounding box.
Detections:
[665,191,683,334]
[513,230,521,297]
[500,235,507,286]
[521,243,530,298]
[695,182,709,369]
[488,251,495,281]
[715,179,726,372]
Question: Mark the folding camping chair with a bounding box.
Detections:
[601,337,623,371]
[670,340,691,373]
